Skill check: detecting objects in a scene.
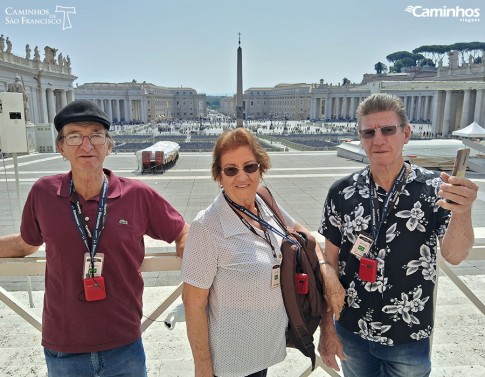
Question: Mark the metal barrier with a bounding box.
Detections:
[0,252,182,333]
[0,244,483,376]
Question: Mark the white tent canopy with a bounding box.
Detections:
[452,121,485,138]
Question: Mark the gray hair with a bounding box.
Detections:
[356,93,409,127]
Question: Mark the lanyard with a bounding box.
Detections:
[369,164,407,251]
[69,176,108,264]
[223,191,300,250]
[236,206,277,258]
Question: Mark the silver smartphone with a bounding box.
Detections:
[446,148,470,203]
[451,148,470,177]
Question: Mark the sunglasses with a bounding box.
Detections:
[358,125,401,140]
[221,162,260,177]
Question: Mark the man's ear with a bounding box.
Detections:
[56,142,65,156]
[404,124,412,144]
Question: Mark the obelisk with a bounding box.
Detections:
[236,33,244,128]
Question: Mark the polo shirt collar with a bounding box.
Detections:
[57,168,121,199]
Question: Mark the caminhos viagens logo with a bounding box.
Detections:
[405,5,480,23]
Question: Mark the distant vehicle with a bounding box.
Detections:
[136,141,180,174]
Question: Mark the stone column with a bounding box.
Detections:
[115,100,121,123]
[47,88,56,123]
[313,97,321,120]
[324,95,331,121]
[105,99,113,121]
[127,100,133,122]
[39,88,48,124]
[460,89,472,129]
[409,96,416,121]
[430,91,443,136]
[60,90,67,109]
[423,96,430,121]
[416,96,423,121]
[474,89,484,125]
[350,97,356,120]
[66,90,74,103]
[442,90,452,137]
[335,97,341,120]
[342,97,348,120]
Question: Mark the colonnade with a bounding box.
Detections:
[81,98,146,124]
[310,88,485,136]
[36,88,74,124]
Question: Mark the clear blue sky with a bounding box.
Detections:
[2,0,483,95]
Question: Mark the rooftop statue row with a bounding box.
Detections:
[0,34,70,68]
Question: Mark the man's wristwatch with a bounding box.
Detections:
[318,259,328,265]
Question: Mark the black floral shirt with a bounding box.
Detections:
[319,163,450,345]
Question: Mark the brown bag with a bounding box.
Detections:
[257,186,325,370]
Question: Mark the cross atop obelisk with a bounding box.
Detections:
[236,33,244,128]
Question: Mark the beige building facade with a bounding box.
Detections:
[0,43,76,126]
[75,82,207,123]
[0,36,207,153]
[0,39,76,152]
[220,50,485,137]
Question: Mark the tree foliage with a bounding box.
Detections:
[374,61,387,74]
[385,51,425,72]
[413,42,485,64]
[377,41,484,75]
[419,58,435,67]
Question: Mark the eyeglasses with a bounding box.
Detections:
[358,125,401,140]
[63,133,107,146]
[221,162,260,177]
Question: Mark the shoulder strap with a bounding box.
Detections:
[256,186,287,231]
[257,185,321,371]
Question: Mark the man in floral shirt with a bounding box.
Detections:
[318,93,478,377]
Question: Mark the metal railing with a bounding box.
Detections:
[0,241,483,376]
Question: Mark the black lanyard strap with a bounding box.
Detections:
[223,191,300,250]
[369,164,407,250]
[70,176,108,268]
[231,203,277,258]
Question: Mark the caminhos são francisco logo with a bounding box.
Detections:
[4,5,76,30]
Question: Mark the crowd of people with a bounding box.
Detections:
[0,94,478,377]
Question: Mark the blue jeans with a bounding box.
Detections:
[44,337,147,377]
[335,321,431,377]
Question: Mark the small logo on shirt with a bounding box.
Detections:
[119,219,128,225]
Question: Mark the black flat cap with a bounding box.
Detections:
[54,99,111,132]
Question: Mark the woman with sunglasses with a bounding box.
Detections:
[181,128,344,377]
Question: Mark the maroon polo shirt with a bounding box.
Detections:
[21,169,185,353]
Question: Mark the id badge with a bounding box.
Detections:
[83,252,104,279]
[271,265,281,288]
[350,233,373,260]
[359,257,377,283]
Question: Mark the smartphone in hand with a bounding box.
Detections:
[446,148,470,203]
[450,148,470,177]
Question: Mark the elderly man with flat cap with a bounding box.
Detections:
[0,100,189,377]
